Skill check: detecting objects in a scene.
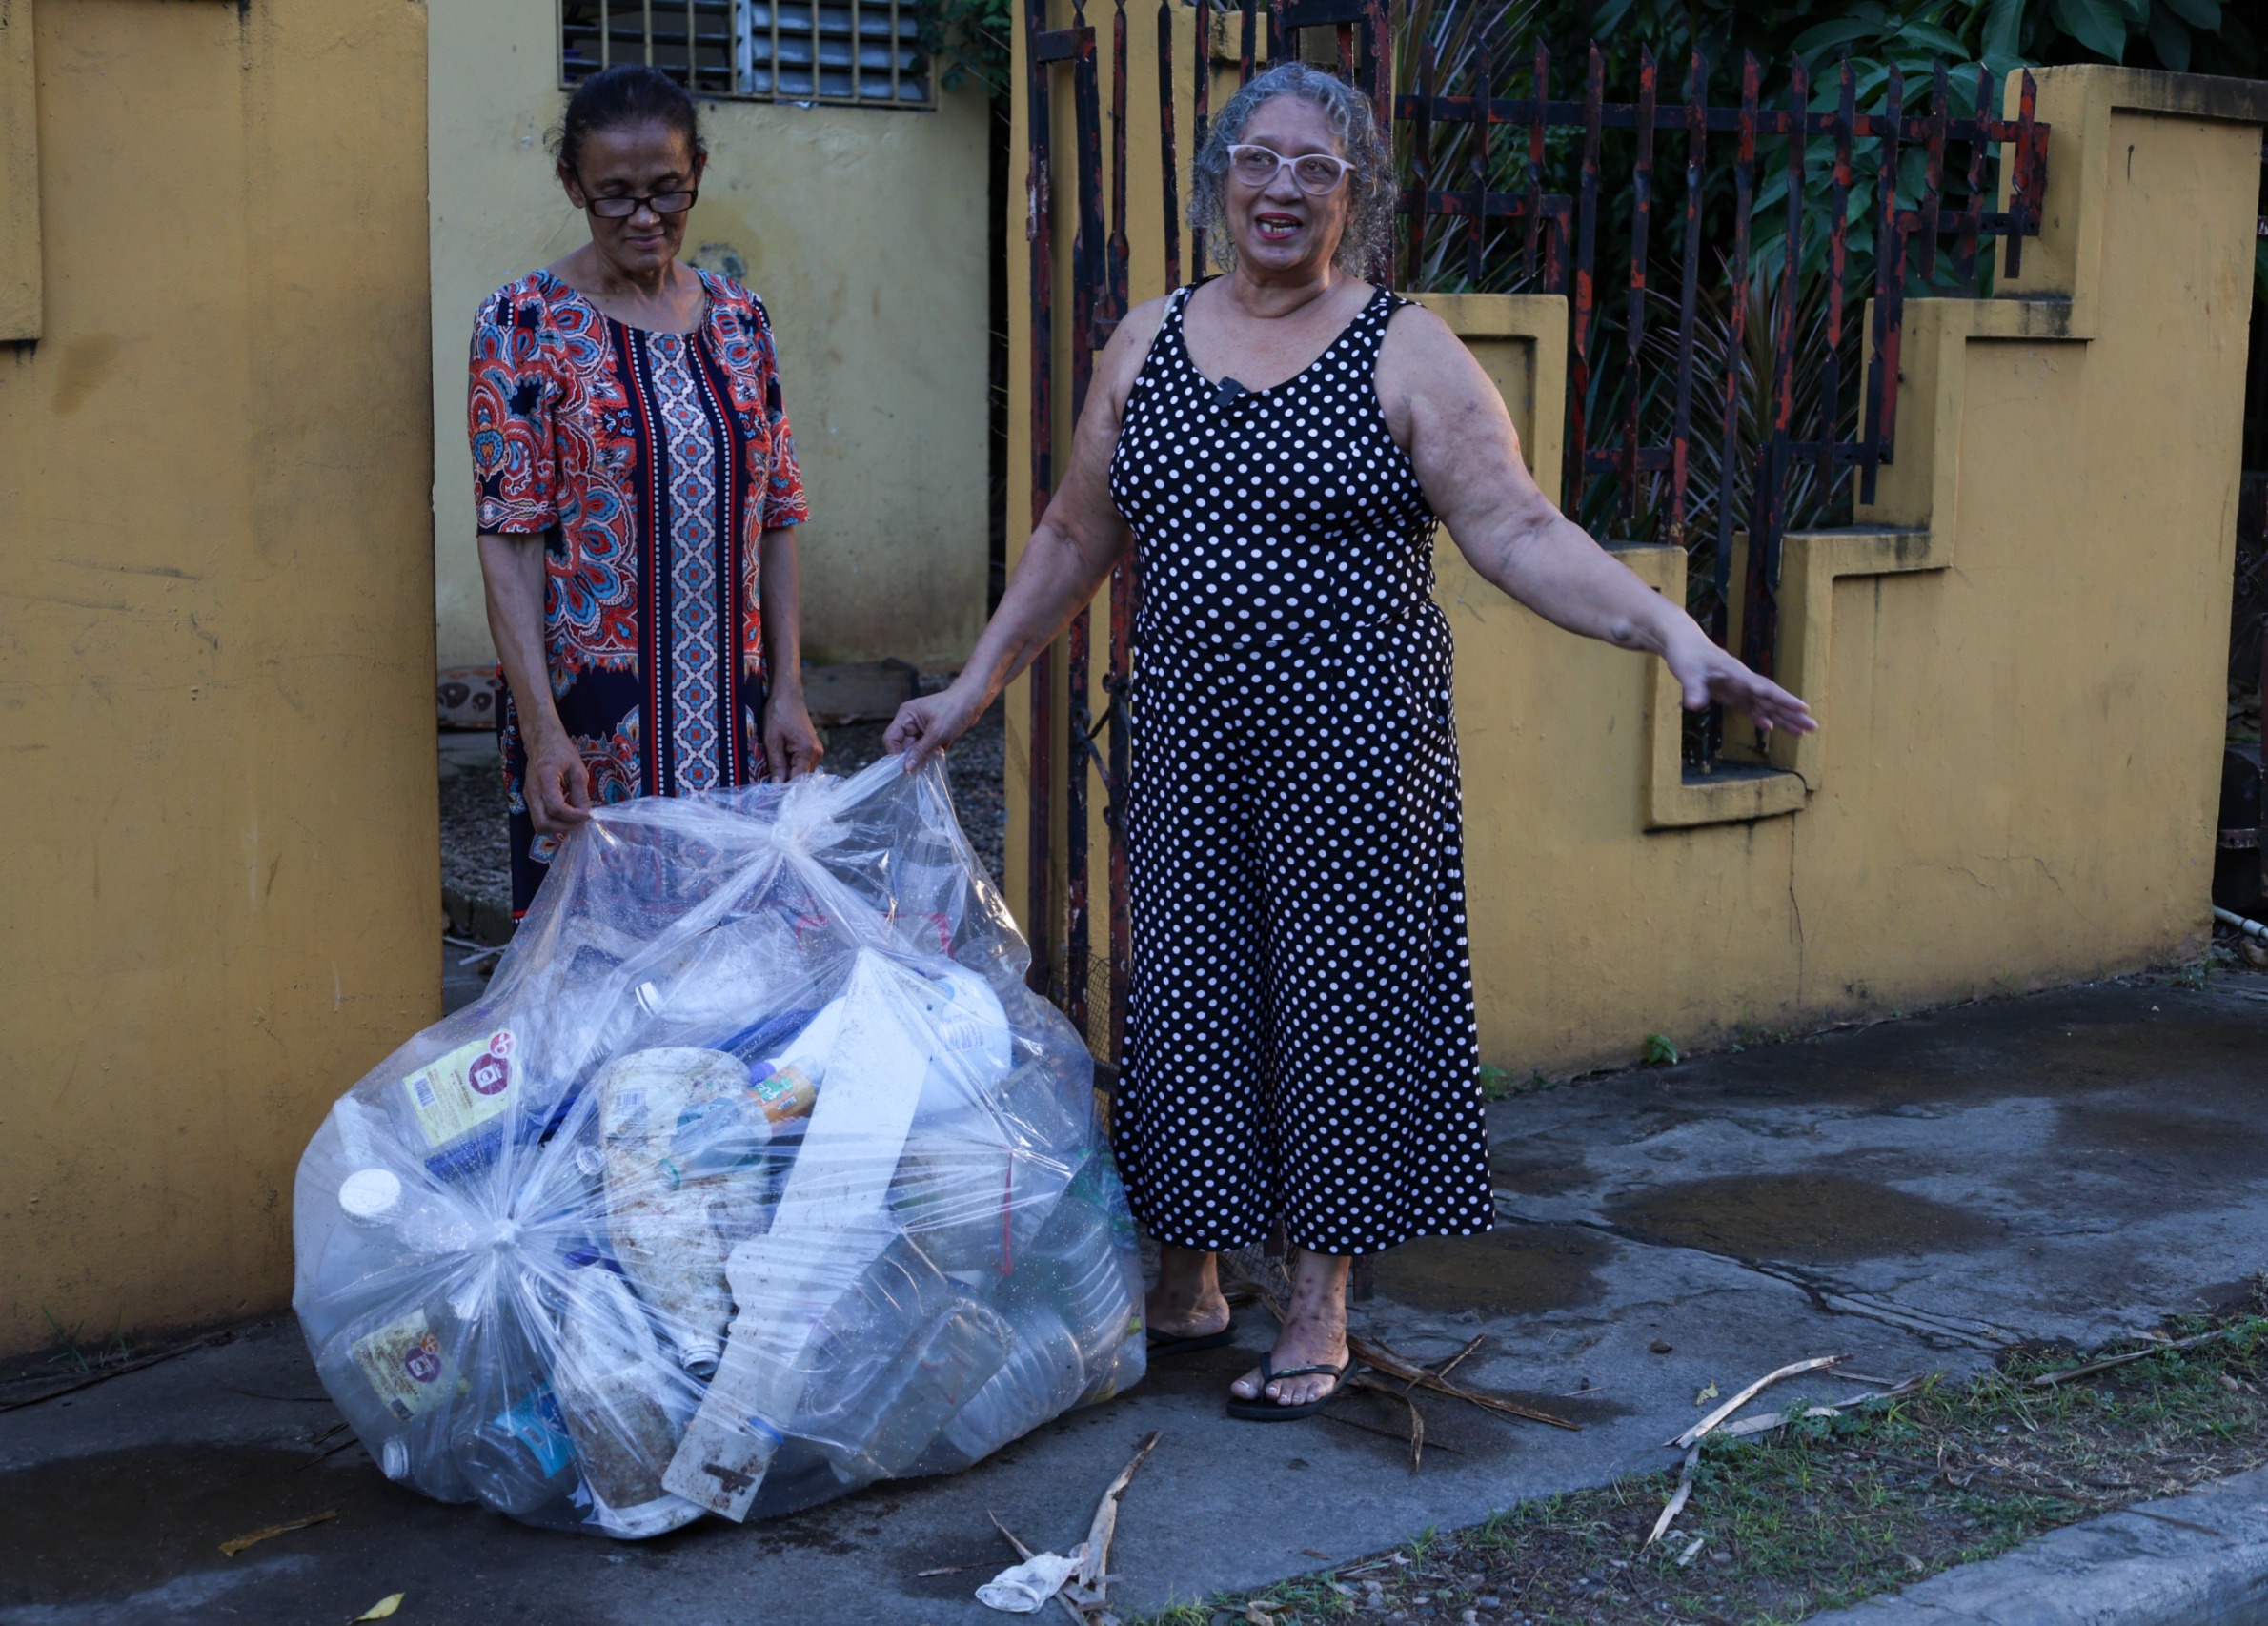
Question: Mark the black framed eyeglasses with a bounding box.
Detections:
[574,171,699,219]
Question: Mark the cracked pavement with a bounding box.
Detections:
[6,979,2265,1624]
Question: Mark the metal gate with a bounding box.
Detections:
[1015,0,2053,1057]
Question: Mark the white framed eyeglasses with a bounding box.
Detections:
[1226,143,1355,195]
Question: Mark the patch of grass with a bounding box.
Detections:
[1476,1067,1556,1102]
[1132,1316,2268,1625]
[38,1309,132,1376]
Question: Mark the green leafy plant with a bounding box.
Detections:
[921,0,1014,100]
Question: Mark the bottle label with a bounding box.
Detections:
[746,1061,818,1125]
[400,1029,516,1149]
[351,1309,452,1423]
[496,1388,576,1477]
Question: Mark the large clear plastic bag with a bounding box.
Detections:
[293,757,1145,1537]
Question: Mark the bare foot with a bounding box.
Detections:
[1231,1248,1351,1409]
[1146,1241,1230,1340]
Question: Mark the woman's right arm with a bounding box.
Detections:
[883,298,1165,770]
[470,288,590,831]
[478,532,590,830]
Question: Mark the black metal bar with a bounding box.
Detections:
[1568,45,1603,515]
[1870,65,1911,500]
[1274,0,1367,25]
[1023,0,1057,998]
[1745,52,1806,683]
[1711,50,1759,661]
[1108,0,1130,327]
[1191,0,1211,273]
[1158,0,1181,291]
[1240,0,1256,85]
[1919,62,1948,286]
[1668,48,1704,546]
[1398,189,1575,224]
[1587,439,1893,471]
[1406,33,1434,288]
[1063,5,1104,1034]
[1468,37,1491,288]
[1391,90,2025,139]
[1823,56,1853,500]
[1362,0,1390,186]
[1956,64,1992,292]
[1618,47,1655,538]
[1524,44,1547,284]
[2005,70,2036,277]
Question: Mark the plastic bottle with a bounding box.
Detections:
[928,1298,1086,1468]
[392,1024,525,1184]
[743,998,846,1128]
[888,1132,1017,1281]
[337,1168,477,1257]
[597,1048,745,1377]
[551,1268,704,1538]
[1015,1159,1145,1401]
[818,1300,1011,1484]
[456,1382,581,1517]
[889,827,970,953]
[1037,1227,1139,1367]
[767,1233,1006,1484]
[310,1294,475,1506]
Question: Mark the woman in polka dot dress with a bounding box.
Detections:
[888,61,1815,1417]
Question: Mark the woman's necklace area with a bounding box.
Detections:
[1203,274,1351,396]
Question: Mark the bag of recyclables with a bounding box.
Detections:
[293,756,1144,1537]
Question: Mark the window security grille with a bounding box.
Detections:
[560,0,933,109]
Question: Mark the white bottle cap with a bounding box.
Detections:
[339,1168,404,1228]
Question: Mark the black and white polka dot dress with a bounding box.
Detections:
[1104,282,1492,1256]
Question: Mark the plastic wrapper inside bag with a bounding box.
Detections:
[293,757,1145,1537]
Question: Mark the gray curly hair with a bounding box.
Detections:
[1188,61,1395,276]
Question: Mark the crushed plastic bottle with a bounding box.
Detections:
[293,756,1145,1537]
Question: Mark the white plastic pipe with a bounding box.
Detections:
[2213,905,2268,943]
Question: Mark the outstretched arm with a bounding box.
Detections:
[1378,305,1815,736]
[884,299,1165,770]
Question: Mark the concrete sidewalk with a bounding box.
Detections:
[5,977,2265,1626]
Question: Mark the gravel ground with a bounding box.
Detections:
[819,699,1006,887]
[435,700,1007,933]
[438,738,512,914]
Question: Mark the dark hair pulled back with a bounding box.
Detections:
[549,66,707,174]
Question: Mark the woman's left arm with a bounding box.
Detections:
[1380,306,1815,736]
[759,526,825,778]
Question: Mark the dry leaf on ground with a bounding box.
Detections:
[218,1509,336,1557]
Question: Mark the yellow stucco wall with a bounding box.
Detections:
[426,0,994,671]
[1006,31,2266,1073]
[0,0,435,1357]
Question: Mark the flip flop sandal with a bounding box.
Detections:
[1146,1316,1236,1358]
[1225,1352,1354,1421]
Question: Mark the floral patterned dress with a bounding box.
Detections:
[468,268,808,916]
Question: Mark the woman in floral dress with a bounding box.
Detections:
[470,65,821,917]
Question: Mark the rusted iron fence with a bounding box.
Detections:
[1019,0,2053,1053]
